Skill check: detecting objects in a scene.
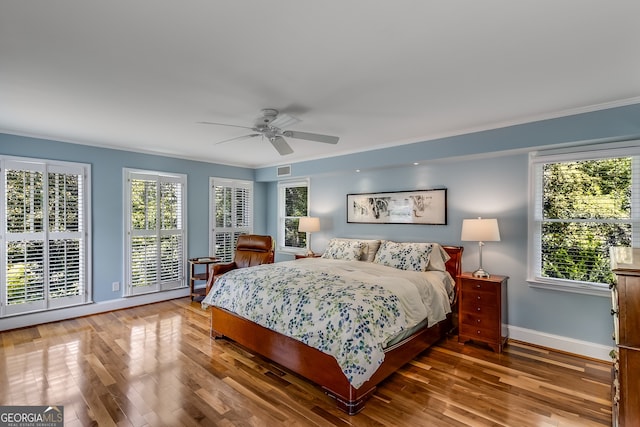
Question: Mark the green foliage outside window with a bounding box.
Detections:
[541,158,631,285]
[284,185,308,249]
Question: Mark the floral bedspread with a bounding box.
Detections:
[201,258,453,388]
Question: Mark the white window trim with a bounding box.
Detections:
[123,168,187,296]
[1,156,92,317]
[527,141,640,297]
[209,177,253,262]
[277,178,310,254]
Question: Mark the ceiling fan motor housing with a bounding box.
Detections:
[258,108,279,125]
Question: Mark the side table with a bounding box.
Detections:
[295,253,322,259]
[188,257,220,300]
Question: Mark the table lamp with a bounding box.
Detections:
[298,217,320,256]
[461,217,501,278]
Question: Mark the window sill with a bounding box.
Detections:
[527,278,610,297]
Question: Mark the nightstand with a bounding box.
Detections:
[295,253,322,259]
[457,272,508,353]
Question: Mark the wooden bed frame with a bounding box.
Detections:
[209,245,463,415]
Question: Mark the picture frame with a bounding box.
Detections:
[347,188,447,225]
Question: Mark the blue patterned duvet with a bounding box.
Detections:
[202,258,453,388]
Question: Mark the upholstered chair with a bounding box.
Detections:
[205,234,274,294]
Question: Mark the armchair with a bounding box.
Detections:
[205,234,274,295]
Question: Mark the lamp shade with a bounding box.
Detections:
[461,218,500,242]
[298,217,320,233]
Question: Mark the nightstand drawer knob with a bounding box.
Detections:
[477,296,481,300]
[476,319,481,324]
[475,284,481,288]
[476,330,481,335]
[476,307,481,312]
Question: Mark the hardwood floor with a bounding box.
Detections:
[0,298,612,426]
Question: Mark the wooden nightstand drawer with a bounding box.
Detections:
[457,273,508,353]
[461,279,499,294]
[461,291,498,308]
[459,324,500,341]
[460,310,500,327]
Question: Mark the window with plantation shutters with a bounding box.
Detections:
[529,143,640,295]
[210,178,253,262]
[125,170,186,295]
[277,179,309,252]
[1,158,90,317]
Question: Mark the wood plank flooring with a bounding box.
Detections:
[0,298,612,426]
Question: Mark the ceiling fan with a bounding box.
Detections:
[199,108,339,156]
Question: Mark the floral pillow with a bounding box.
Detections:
[321,239,365,261]
[329,238,381,261]
[372,240,434,272]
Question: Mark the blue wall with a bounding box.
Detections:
[0,133,259,303]
[3,101,640,350]
[259,103,640,348]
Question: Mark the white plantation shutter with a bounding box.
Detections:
[125,170,186,295]
[47,166,85,307]
[2,158,90,317]
[210,178,253,262]
[5,240,45,310]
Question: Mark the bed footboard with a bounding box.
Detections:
[210,306,451,414]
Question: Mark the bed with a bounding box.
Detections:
[202,239,463,414]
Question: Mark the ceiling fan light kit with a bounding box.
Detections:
[200,108,339,156]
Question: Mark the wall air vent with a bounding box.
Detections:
[277,165,291,177]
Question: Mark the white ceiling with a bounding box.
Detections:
[1,1,639,168]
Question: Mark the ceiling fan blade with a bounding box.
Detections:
[198,121,255,131]
[282,130,339,144]
[215,134,260,145]
[269,136,294,156]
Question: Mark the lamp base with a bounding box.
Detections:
[472,268,490,278]
[306,249,315,257]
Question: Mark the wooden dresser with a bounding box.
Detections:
[611,268,640,426]
[457,273,508,353]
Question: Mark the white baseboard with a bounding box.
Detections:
[508,324,613,361]
[0,288,191,332]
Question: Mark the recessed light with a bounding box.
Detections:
[413,162,419,166]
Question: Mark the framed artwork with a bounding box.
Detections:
[347,188,447,225]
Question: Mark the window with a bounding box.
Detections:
[209,177,253,262]
[278,179,309,252]
[1,157,91,317]
[124,169,186,295]
[529,143,640,295]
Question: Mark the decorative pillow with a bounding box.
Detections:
[329,238,381,261]
[426,243,451,272]
[321,239,365,261]
[372,240,434,272]
[361,239,382,262]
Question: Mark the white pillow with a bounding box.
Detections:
[372,240,435,272]
[321,239,365,261]
[426,243,451,272]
